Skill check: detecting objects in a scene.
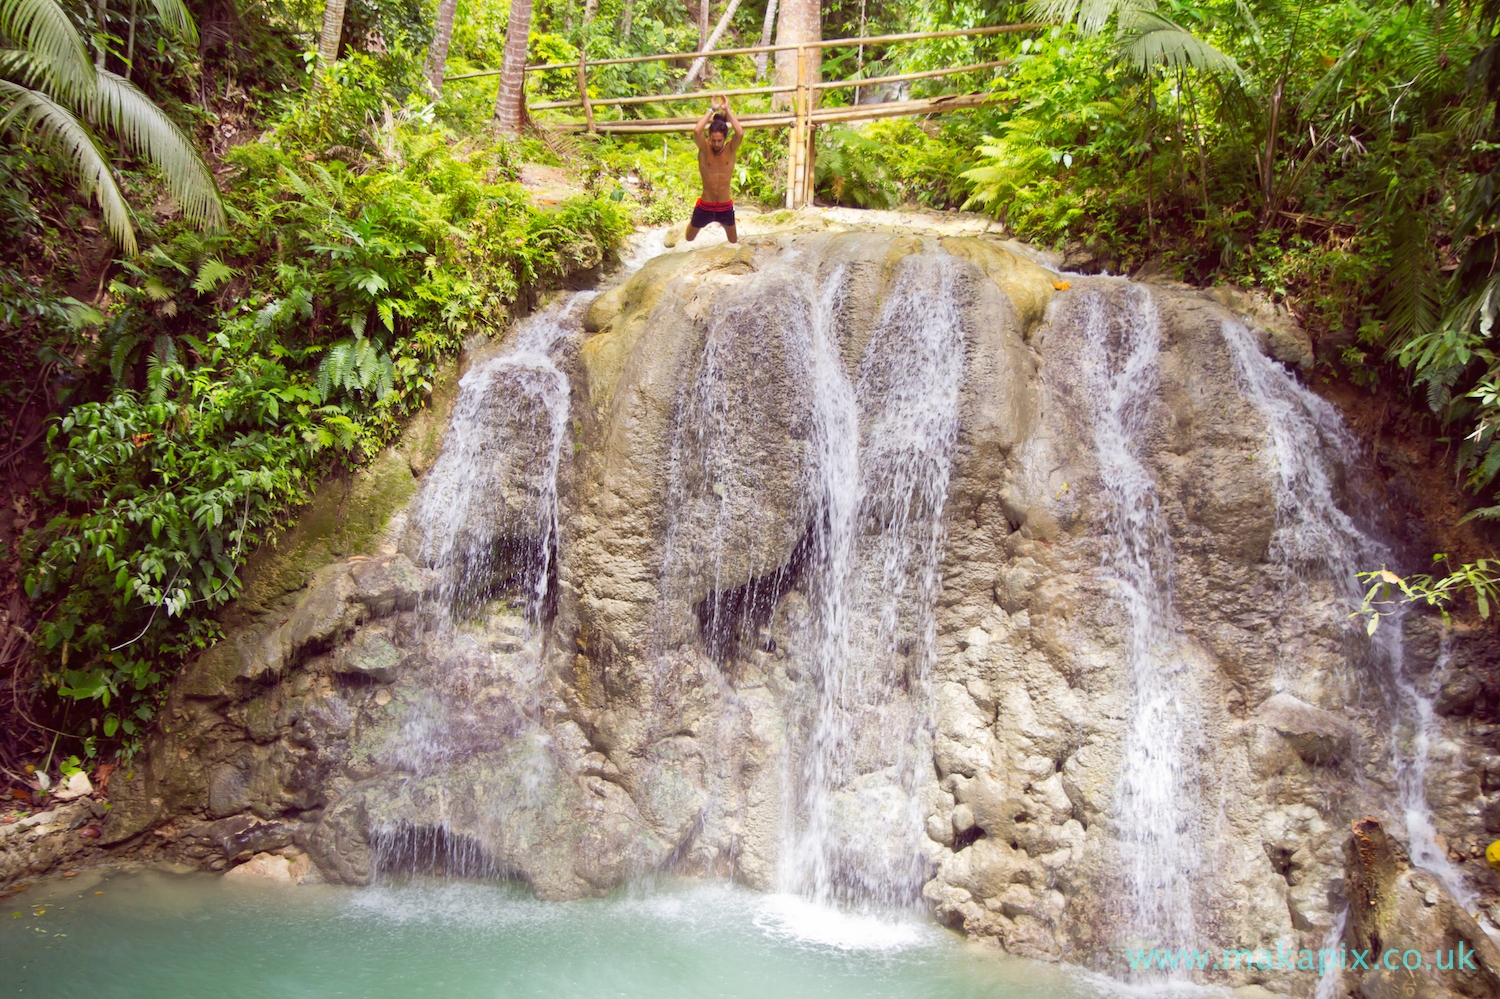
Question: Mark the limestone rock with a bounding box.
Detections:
[223,850,310,885]
[0,802,98,886]
[1257,693,1356,765]
[336,630,402,682]
[1343,817,1500,999]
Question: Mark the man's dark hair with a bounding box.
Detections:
[709,113,729,136]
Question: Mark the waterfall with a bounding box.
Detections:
[1219,318,1476,911]
[648,246,965,909]
[779,251,966,907]
[772,259,863,901]
[414,225,669,625]
[411,297,582,622]
[1313,907,1349,999]
[1081,285,1200,951]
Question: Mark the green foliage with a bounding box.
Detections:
[21,53,631,757]
[0,0,224,252]
[1356,558,1500,634]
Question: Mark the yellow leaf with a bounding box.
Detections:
[1366,614,1380,636]
[1052,280,1072,290]
[1379,569,1402,585]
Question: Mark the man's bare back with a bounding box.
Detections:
[686,94,743,243]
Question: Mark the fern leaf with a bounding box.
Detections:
[192,258,234,294]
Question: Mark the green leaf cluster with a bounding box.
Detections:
[21,53,630,756]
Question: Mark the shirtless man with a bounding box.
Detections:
[686,93,744,243]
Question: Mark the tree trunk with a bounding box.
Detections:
[853,0,865,103]
[424,0,459,94]
[124,0,136,81]
[681,0,744,90]
[699,0,710,50]
[771,0,817,110]
[315,0,347,84]
[493,0,534,133]
[754,0,776,79]
[621,0,632,37]
[95,0,107,69]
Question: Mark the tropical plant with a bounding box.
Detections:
[1028,0,1242,78]
[1356,557,1500,634]
[0,0,224,252]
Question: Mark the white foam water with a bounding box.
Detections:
[753,893,936,952]
[779,251,966,907]
[1219,318,1476,912]
[1079,284,1199,955]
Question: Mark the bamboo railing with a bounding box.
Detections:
[449,23,1041,208]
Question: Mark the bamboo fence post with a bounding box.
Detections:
[802,120,816,205]
[578,52,596,133]
[787,46,807,208]
[798,47,815,206]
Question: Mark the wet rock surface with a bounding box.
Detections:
[68,225,1500,995]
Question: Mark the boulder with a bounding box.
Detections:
[1257,693,1356,765]
[223,850,310,885]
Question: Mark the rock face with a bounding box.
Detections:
[103,225,1500,994]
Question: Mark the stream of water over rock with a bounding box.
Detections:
[390,233,1470,950]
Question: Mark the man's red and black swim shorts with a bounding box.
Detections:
[691,199,736,229]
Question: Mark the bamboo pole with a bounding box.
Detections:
[578,53,596,133]
[444,23,1042,79]
[532,81,793,110]
[530,59,1008,111]
[813,60,1010,91]
[552,92,1006,132]
[786,46,806,209]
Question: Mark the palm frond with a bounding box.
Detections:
[1117,10,1245,80]
[1029,0,1129,35]
[1377,208,1442,348]
[0,77,135,251]
[147,0,197,45]
[89,69,224,232]
[0,0,92,100]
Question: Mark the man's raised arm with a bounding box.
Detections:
[722,94,744,150]
[693,100,716,149]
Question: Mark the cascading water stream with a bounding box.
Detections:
[652,246,966,909]
[1080,285,1199,954]
[772,259,863,903]
[415,226,673,626]
[411,299,579,622]
[1219,318,1477,912]
[376,234,674,859]
[778,251,966,908]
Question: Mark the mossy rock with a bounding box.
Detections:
[230,448,416,623]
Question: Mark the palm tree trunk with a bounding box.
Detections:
[425,0,459,94]
[315,0,347,85]
[771,0,817,110]
[754,0,776,79]
[699,0,709,50]
[493,0,534,132]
